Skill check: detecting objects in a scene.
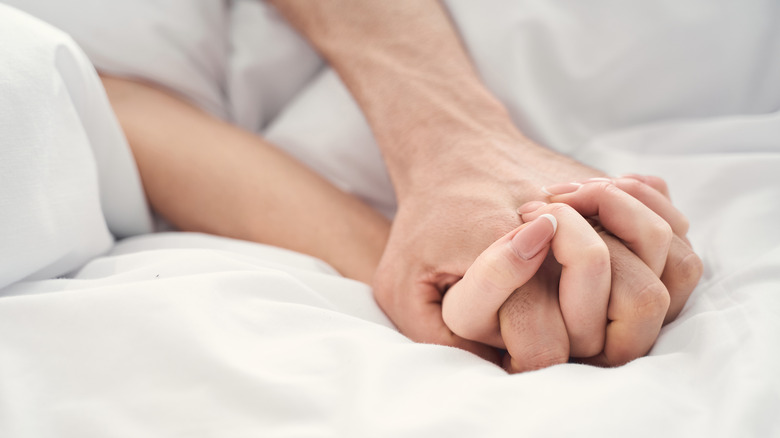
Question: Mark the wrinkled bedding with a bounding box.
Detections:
[1,1,779,436]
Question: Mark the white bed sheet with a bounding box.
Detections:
[1,2,779,437]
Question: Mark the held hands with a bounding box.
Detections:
[269,0,702,373]
[374,170,703,373]
[442,176,702,372]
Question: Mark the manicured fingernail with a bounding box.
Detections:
[539,213,557,233]
[583,177,613,183]
[517,201,547,215]
[511,214,557,260]
[617,173,645,182]
[542,182,581,196]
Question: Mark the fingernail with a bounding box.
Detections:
[511,214,557,260]
[517,201,547,215]
[541,182,581,196]
[617,173,646,182]
[582,177,613,183]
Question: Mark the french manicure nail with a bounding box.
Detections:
[517,201,547,215]
[541,182,581,196]
[583,177,613,183]
[617,173,646,182]
[511,214,557,260]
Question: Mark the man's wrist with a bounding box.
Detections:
[384,112,539,201]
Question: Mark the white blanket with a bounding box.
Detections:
[1,2,779,436]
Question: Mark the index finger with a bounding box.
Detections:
[546,181,673,276]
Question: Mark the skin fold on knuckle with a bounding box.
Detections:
[597,180,622,198]
[521,202,565,221]
[478,244,529,295]
[510,341,569,373]
[564,239,610,278]
[603,341,644,368]
[564,248,609,358]
[499,285,569,372]
[585,241,612,276]
[569,331,605,359]
[678,215,691,236]
[638,218,673,267]
[652,217,674,247]
[670,250,704,291]
[544,202,572,216]
[631,281,671,322]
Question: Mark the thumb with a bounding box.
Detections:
[442,214,557,347]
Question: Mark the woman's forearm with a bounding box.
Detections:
[101,76,390,283]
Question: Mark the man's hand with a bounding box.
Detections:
[372,165,530,362]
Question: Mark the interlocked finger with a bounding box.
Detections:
[541,181,673,277]
[442,215,556,347]
[519,203,611,358]
[581,233,670,366]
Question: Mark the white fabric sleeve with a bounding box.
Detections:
[0,5,152,288]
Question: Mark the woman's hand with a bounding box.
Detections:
[544,175,701,327]
[442,177,702,373]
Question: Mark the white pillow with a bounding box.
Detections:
[227,0,323,132]
[7,0,325,132]
[4,0,232,120]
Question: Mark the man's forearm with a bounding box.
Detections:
[271,0,529,196]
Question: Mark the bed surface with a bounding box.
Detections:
[1,2,779,436]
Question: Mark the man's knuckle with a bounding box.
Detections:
[659,220,674,243]
[632,281,671,320]
[671,251,704,290]
[524,343,569,370]
[652,216,674,240]
[604,343,641,367]
[643,218,673,254]
[571,332,605,359]
[675,216,691,236]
